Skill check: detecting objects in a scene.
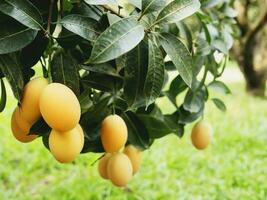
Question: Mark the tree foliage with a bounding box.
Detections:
[0,0,235,152]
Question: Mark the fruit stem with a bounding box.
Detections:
[91,154,105,166]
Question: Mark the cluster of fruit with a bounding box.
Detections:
[10,77,212,188]
[11,78,84,163]
[98,115,141,187]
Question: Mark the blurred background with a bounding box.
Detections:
[1,0,267,199]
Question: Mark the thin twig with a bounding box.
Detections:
[60,0,64,18]
[46,0,54,37]
[90,154,105,166]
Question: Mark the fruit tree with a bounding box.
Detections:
[0,0,235,187]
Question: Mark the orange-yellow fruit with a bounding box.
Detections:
[101,115,128,153]
[11,108,37,143]
[40,83,81,132]
[124,145,141,174]
[107,153,133,187]
[191,120,213,150]
[20,77,48,123]
[76,124,84,146]
[48,125,84,163]
[98,153,111,179]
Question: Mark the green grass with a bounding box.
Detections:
[1,78,267,200]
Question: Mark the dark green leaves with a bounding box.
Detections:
[29,118,51,136]
[124,40,148,109]
[138,114,183,139]
[51,52,80,95]
[61,15,100,41]
[0,19,38,54]
[142,0,166,16]
[81,63,123,92]
[0,54,24,102]
[0,79,7,112]
[0,0,43,30]
[155,0,200,25]
[89,18,145,63]
[122,111,150,150]
[143,38,165,107]
[159,33,193,87]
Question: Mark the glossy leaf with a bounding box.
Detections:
[155,0,200,25]
[0,0,43,30]
[0,54,24,102]
[142,0,165,16]
[122,111,150,150]
[159,33,193,87]
[51,52,80,96]
[89,18,145,63]
[144,38,165,107]
[61,14,100,41]
[124,40,148,109]
[0,20,38,54]
[138,114,183,139]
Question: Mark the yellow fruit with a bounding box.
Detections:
[124,145,141,174]
[191,120,213,150]
[20,77,48,123]
[11,109,37,143]
[107,153,133,187]
[76,124,84,146]
[98,153,111,179]
[49,125,84,163]
[101,115,128,153]
[40,83,81,132]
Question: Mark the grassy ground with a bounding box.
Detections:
[0,69,267,200]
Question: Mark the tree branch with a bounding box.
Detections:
[246,10,267,42]
[46,0,54,37]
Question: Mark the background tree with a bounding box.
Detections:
[0,0,235,153]
[233,0,267,96]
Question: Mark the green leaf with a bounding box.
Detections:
[144,38,165,107]
[208,80,231,94]
[80,96,110,153]
[0,79,7,112]
[51,52,80,96]
[20,32,48,68]
[122,111,150,150]
[155,0,200,25]
[0,0,43,30]
[61,14,100,41]
[212,98,226,112]
[0,54,24,102]
[29,118,51,136]
[179,106,203,124]
[84,0,116,5]
[142,0,166,16]
[124,40,148,109]
[183,89,205,113]
[138,114,183,139]
[81,64,123,92]
[0,20,38,54]
[159,33,193,87]
[78,89,93,114]
[89,17,145,64]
